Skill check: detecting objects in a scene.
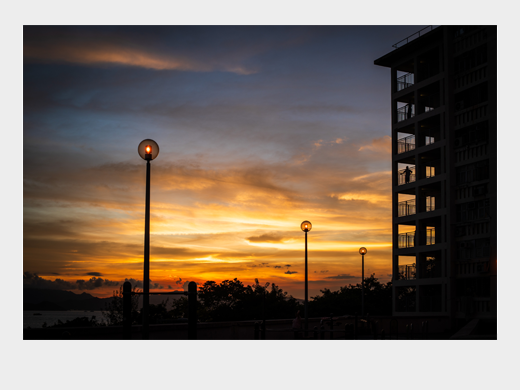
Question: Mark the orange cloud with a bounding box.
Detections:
[358,136,391,154]
[24,43,257,74]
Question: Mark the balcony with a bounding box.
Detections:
[398,264,416,280]
[398,199,416,217]
[398,232,415,248]
[397,72,414,91]
[397,104,415,122]
[397,135,415,154]
[398,166,416,185]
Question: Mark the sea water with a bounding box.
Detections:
[23,310,105,329]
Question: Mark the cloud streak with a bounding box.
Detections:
[22,25,418,298]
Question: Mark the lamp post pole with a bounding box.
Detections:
[305,229,308,336]
[143,156,151,339]
[359,247,367,317]
[361,252,364,317]
[138,139,159,340]
[301,221,312,338]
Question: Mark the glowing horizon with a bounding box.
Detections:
[23,25,424,299]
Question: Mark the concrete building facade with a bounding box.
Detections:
[374,25,497,326]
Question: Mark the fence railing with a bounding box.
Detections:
[397,104,415,122]
[392,26,434,49]
[397,72,414,91]
[398,264,416,280]
[398,199,416,217]
[397,135,415,154]
[398,167,416,185]
[398,232,415,248]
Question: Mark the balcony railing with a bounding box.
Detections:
[397,104,415,122]
[398,264,416,280]
[398,167,416,185]
[398,232,415,248]
[392,26,434,49]
[398,199,416,217]
[397,135,415,154]
[397,72,414,91]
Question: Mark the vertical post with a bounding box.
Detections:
[142,159,151,340]
[188,281,197,340]
[262,290,266,339]
[354,313,358,340]
[330,313,333,340]
[305,231,308,338]
[361,253,365,317]
[123,281,132,340]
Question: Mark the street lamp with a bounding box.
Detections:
[138,139,159,340]
[301,220,312,337]
[359,247,367,317]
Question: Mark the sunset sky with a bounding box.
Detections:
[24,25,433,299]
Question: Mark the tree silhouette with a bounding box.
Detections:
[309,274,392,317]
[102,285,140,326]
[169,278,301,322]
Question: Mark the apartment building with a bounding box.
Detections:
[374,26,497,325]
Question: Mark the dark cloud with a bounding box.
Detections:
[285,270,297,274]
[23,272,120,290]
[123,278,164,290]
[76,277,120,290]
[246,233,285,243]
[274,265,282,269]
[86,272,103,276]
[325,274,357,280]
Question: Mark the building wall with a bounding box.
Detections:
[375,26,496,323]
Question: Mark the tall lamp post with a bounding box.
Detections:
[359,247,367,317]
[301,220,312,337]
[138,139,159,340]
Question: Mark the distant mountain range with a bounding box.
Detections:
[23,288,114,311]
[23,288,183,311]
